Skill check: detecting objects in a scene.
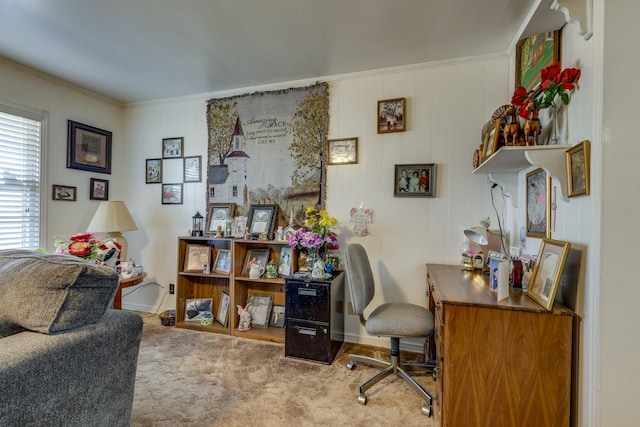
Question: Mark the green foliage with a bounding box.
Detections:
[207,101,238,165]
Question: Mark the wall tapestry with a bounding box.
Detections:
[205,82,329,226]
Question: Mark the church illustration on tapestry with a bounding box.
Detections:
[208,117,249,206]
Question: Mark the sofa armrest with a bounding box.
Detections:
[0,310,143,427]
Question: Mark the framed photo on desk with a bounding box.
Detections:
[528,238,571,310]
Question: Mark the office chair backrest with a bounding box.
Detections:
[345,244,376,316]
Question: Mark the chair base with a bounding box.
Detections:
[346,338,437,417]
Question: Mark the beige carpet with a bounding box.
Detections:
[131,312,437,427]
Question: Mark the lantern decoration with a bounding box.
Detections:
[191,211,204,237]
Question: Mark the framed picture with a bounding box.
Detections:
[247,204,278,239]
[481,119,501,162]
[217,291,230,327]
[162,137,184,159]
[327,137,358,165]
[184,298,213,321]
[233,216,248,238]
[183,155,202,183]
[515,30,561,92]
[183,244,211,272]
[526,168,551,238]
[394,163,437,197]
[52,184,77,201]
[89,178,109,201]
[206,203,236,235]
[528,238,571,310]
[247,292,273,328]
[162,183,183,205]
[566,140,590,197]
[213,249,231,275]
[242,248,270,276]
[377,98,406,133]
[145,158,162,184]
[67,120,112,174]
[278,246,293,276]
[269,304,286,328]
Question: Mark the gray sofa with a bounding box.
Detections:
[0,249,143,427]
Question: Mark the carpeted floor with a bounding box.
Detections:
[131,312,437,426]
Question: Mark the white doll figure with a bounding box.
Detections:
[236,304,252,331]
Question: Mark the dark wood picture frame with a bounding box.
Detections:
[377,97,406,134]
[213,249,231,275]
[162,183,183,205]
[146,158,162,184]
[67,120,112,174]
[269,304,286,328]
[206,203,236,235]
[327,137,358,165]
[162,137,184,159]
[526,168,551,238]
[394,163,437,198]
[183,155,202,183]
[52,184,77,201]
[242,248,271,276]
[89,178,109,200]
[515,30,561,92]
[246,204,278,239]
[528,238,571,310]
[566,140,590,197]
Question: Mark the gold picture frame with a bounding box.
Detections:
[481,119,501,162]
[526,168,551,238]
[566,140,590,197]
[515,30,561,92]
[377,98,406,133]
[528,238,571,310]
[183,244,211,272]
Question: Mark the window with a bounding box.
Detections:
[232,186,238,197]
[0,106,43,250]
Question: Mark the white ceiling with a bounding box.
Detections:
[0,0,565,104]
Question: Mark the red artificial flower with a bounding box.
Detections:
[560,68,581,90]
[68,241,91,257]
[70,232,93,242]
[541,61,562,83]
[511,86,528,107]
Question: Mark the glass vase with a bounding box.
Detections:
[548,104,560,145]
[305,248,319,272]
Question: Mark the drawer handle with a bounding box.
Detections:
[298,326,317,336]
[298,288,317,297]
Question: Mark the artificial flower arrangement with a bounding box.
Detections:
[288,206,339,251]
[54,232,121,266]
[511,61,581,119]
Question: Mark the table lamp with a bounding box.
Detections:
[464,217,490,246]
[87,201,138,260]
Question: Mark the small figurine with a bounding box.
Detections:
[236,304,251,331]
[258,229,268,241]
[312,258,325,279]
[215,225,223,238]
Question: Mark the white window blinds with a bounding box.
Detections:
[0,109,42,250]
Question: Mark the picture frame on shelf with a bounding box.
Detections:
[394,163,437,198]
[327,137,358,165]
[269,304,286,328]
[206,203,236,235]
[247,292,273,329]
[162,183,183,205]
[528,238,571,310]
[242,248,270,276]
[145,158,162,184]
[52,184,77,201]
[213,249,231,275]
[183,155,202,183]
[233,216,248,238]
[566,140,590,197]
[526,168,551,238]
[377,97,406,133]
[89,178,109,201]
[247,204,278,239]
[183,244,211,272]
[515,30,561,92]
[217,291,230,327]
[481,119,501,162]
[162,137,184,159]
[184,298,213,321]
[67,120,112,174]
[278,246,293,276]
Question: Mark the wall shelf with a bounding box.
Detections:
[473,145,571,207]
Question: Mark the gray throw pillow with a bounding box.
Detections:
[0,249,119,334]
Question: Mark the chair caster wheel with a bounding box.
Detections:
[421,404,432,417]
[358,394,368,405]
[346,361,356,370]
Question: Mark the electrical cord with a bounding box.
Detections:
[122,281,173,314]
[490,183,509,257]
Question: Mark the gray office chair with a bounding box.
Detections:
[345,243,436,417]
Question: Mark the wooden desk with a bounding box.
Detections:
[114,272,146,310]
[426,264,574,427]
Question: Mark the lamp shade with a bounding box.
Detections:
[464,217,490,246]
[87,201,138,233]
